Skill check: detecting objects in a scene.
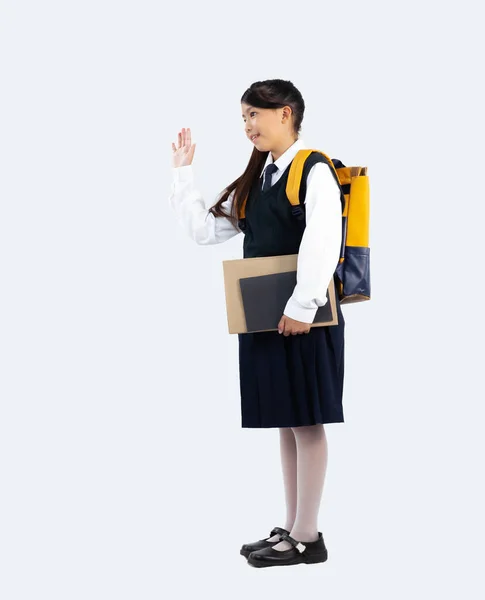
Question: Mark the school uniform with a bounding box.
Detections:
[169,137,345,428]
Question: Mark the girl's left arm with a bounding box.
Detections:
[283,161,343,323]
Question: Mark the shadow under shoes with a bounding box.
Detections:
[240,527,290,558]
[247,532,328,567]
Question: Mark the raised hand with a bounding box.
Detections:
[171,127,196,168]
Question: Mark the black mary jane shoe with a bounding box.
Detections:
[247,531,328,568]
[240,527,290,558]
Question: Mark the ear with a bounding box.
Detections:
[281,105,293,122]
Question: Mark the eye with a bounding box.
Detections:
[243,111,257,123]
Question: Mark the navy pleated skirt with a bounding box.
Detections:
[238,299,345,428]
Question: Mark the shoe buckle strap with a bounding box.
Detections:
[269,526,287,539]
[280,532,306,553]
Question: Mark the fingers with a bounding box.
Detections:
[182,127,190,148]
[283,325,311,336]
[278,315,310,336]
[174,128,192,151]
[277,315,285,334]
[177,128,186,149]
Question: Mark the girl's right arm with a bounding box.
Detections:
[169,164,240,245]
[169,127,241,245]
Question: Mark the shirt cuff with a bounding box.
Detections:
[172,164,193,182]
[283,296,325,324]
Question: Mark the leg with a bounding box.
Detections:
[265,427,297,542]
[272,424,328,551]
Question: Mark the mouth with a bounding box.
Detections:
[250,134,260,142]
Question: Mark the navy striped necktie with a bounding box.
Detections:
[261,163,278,192]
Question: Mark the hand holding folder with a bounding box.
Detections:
[222,254,339,334]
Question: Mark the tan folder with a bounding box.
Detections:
[222,254,339,334]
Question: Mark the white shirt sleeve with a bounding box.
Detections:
[283,161,343,323]
[169,164,241,244]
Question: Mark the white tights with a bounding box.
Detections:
[267,424,328,552]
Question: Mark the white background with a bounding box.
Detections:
[1,0,484,598]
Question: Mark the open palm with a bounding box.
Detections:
[172,127,196,168]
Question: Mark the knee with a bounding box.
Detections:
[291,423,325,441]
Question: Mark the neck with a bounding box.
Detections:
[271,136,298,162]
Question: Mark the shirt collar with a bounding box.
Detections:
[262,137,308,176]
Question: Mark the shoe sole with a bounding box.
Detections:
[247,550,328,567]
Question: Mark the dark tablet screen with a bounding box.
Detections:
[239,271,333,332]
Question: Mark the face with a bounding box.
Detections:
[241,103,287,150]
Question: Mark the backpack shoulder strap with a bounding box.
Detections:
[286,149,343,210]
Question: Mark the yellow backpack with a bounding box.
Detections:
[285,149,370,304]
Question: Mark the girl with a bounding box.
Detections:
[169,79,345,568]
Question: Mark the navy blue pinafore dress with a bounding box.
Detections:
[238,153,345,428]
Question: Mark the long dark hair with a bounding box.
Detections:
[208,79,305,228]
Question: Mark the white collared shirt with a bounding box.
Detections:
[169,137,342,323]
